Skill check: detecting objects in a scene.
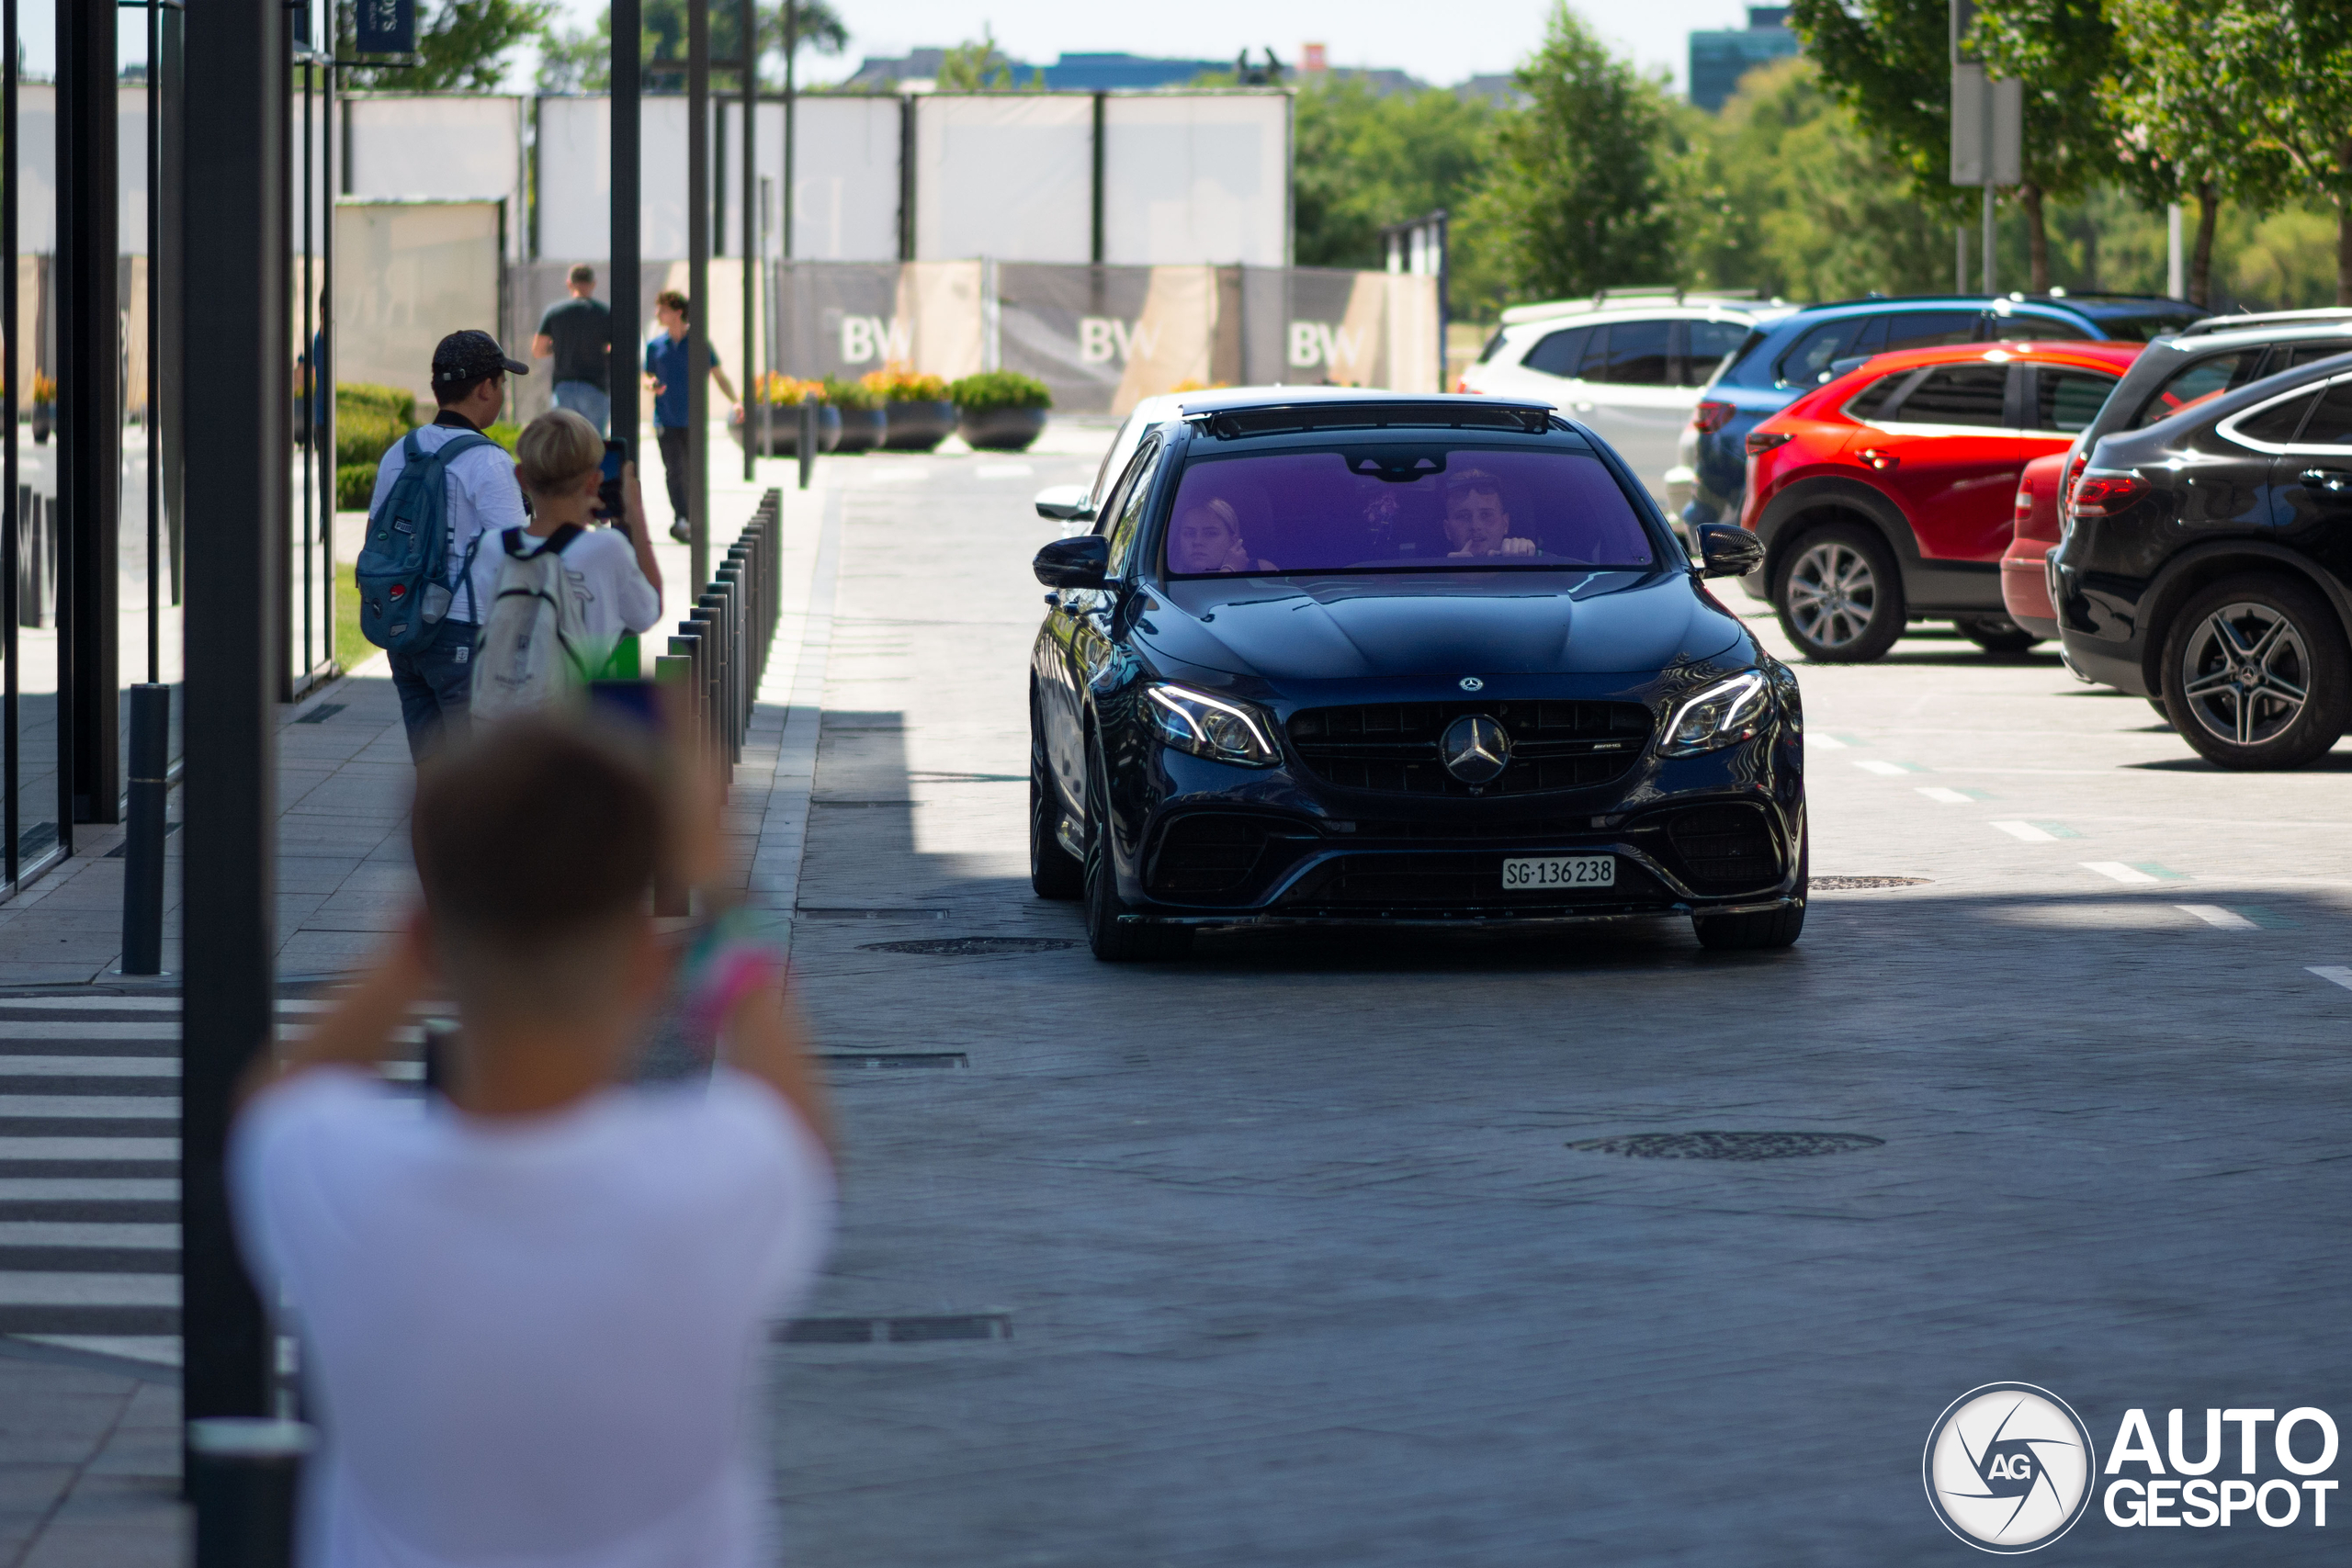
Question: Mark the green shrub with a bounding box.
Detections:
[335,410,404,470]
[948,370,1052,413]
[481,422,521,454]
[335,462,379,512]
[820,376,881,411]
[336,381,416,426]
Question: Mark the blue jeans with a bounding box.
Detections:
[388,615,476,762]
[552,380,611,434]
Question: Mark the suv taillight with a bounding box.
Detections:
[1744,430,1793,457]
[2061,451,2087,509]
[1692,400,1735,434]
[2067,471,2145,518]
[2014,481,2036,525]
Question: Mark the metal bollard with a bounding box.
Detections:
[652,653,695,916]
[119,683,170,974]
[797,400,816,490]
[188,1417,315,1568]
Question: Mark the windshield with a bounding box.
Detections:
[1160,446,1658,577]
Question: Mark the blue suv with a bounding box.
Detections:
[1679,293,2204,532]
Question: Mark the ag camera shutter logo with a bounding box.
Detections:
[1924,1383,2097,1552]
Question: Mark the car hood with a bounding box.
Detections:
[1138,571,1746,681]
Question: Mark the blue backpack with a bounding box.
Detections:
[355,429,497,652]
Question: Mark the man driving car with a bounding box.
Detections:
[1443,470,1536,558]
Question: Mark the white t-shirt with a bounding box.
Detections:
[367,423,530,626]
[231,1066,834,1568]
[491,525,662,666]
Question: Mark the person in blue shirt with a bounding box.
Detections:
[644,290,742,544]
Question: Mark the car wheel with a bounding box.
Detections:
[1691,838,1806,952]
[1956,615,2041,654]
[1081,736,1193,962]
[2160,575,2351,771]
[1774,524,1904,663]
[1029,714,1082,901]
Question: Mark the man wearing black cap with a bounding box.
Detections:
[366,329,530,760]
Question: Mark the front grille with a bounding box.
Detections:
[1147,812,1296,899]
[1663,804,1782,893]
[1287,701,1651,796]
[1286,853,1670,909]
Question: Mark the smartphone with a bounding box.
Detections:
[596,439,627,523]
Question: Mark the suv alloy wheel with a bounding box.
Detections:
[1029,699,1082,900]
[2160,575,2352,770]
[1774,523,1905,662]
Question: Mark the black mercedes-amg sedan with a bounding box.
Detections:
[1027,390,1807,961]
[2050,350,2352,769]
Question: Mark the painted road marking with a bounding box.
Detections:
[2081,862,2185,884]
[2178,905,2258,930]
[2308,966,2352,992]
[1811,734,1848,751]
[1855,761,1922,776]
[1917,787,1973,804]
[1993,821,2055,841]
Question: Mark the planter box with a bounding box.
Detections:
[733,404,841,457]
[832,406,888,454]
[957,406,1048,452]
[880,400,957,452]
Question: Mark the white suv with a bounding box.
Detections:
[1457,293,1795,505]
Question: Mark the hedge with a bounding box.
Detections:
[948,370,1052,413]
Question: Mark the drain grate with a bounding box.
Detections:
[797,907,949,919]
[1811,876,1930,890]
[822,1052,967,1069]
[292,703,346,725]
[1567,1131,1884,1160]
[861,937,1077,956]
[778,1314,1011,1344]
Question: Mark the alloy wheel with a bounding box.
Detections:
[1784,541,1880,650]
[2178,601,2311,749]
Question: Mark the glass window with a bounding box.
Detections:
[1163,446,1657,576]
[2283,342,2352,370]
[1104,442,1161,573]
[1775,319,1867,387]
[1684,320,1750,385]
[2290,382,2352,448]
[2233,390,2317,446]
[1522,327,1589,378]
[1600,320,1674,386]
[2035,368,2119,434]
[2078,304,2206,343]
[1883,311,1983,353]
[2132,352,2258,428]
[1990,311,2095,342]
[1846,373,1912,423]
[1576,327,1612,379]
[1894,365,2008,427]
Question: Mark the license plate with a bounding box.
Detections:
[1502,854,1614,890]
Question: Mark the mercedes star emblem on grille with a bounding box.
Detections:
[1459,676,1485,692]
[1441,715,1511,784]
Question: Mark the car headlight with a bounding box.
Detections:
[1146,683,1282,768]
[1659,671,1772,757]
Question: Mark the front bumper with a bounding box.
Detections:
[1109,726,1805,928]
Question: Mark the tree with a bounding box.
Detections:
[935,28,1037,92]
[1456,3,1684,304]
[1966,0,2131,290]
[1292,78,1496,303]
[537,0,845,93]
[343,0,554,92]
[1680,58,1957,299]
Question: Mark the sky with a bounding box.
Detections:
[538,0,1766,96]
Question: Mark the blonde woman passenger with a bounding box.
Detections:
[1170,497,1278,574]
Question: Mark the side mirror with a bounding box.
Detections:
[1034,484,1095,523]
[1694,524,1765,580]
[1034,534,1110,589]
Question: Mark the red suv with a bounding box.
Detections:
[1736,341,2142,661]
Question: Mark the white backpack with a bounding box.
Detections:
[469,525,591,723]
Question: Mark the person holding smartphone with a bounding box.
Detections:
[507,410,663,679]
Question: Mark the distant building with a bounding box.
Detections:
[1688,6,1799,113]
[838,49,1232,92]
[1453,73,1524,108]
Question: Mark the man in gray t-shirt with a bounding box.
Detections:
[534,263,614,434]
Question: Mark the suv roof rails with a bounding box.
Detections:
[2180,306,2352,335]
[1498,288,1774,326]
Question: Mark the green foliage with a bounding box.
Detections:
[339,0,554,92]
[481,422,522,453]
[334,383,418,472]
[537,0,845,93]
[1784,0,1965,219]
[947,371,1052,412]
[820,376,879,411]
[1293,77,1501,310]
[1454,5,1685,307]
[334,563,372,671]
[936,28,1039,92]
[1679,58,1955,299]
[335,381,415,426]
[335,463,379,512]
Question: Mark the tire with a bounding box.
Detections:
[1029,709,1082,900]
[1081,737,1193,962]
[1773,523,1905,663]
[1692,837,1804,951]
[1955,615,2041,654]
[2159,574,2351,771]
